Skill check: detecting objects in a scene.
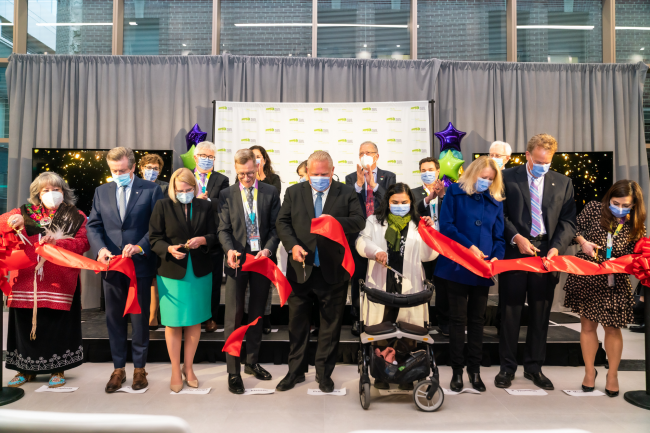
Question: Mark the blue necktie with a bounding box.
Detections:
[314,192,323,266]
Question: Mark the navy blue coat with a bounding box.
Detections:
[87,175,164,278]
[434,183,505,286]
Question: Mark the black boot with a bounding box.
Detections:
[468,372,486,392]
[450,372,463,392]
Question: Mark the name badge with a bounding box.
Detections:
[250,237,260,252]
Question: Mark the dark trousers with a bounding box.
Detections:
[445,278,489,374]
[287,267,347,379]
[350,246,368,314]
[499,241,557,374]
[224,248,270,374]
[210,250,224,323]
[424,259,448,327]
[103,272,153,369]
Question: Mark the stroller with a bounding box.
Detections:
[357,279,444,412]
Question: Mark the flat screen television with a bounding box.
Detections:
[472,151,613,215]
[32,149,173,215]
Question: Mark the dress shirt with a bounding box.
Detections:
[423,186,440,231]
[114,175,135,206]
[354,167,379,194]
[312,184,330,208]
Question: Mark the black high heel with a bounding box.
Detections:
[605,373,619,397]
[581,368,598,392]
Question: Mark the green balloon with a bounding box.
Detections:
[180,145,196,170]
[438,149,465,181]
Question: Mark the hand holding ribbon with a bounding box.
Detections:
[310,215,355,277]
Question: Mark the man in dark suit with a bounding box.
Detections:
[495,134,576,390]
[344,141,396,335]
[218,149,281,394]
[87,147,164,393]
[276,151,365,393]
[412,157,448,336]
[193,141,230,332]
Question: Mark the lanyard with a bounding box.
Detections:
[195,171,211,194]
[240,186,258,225]
[606,223,624,260]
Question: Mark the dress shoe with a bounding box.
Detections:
[263,315,272,335]
[228,374,245,394]
[276,373,306,391]
[245,363,272,380]
[582,368,598,392]
[170,383,183,393]
[629,323,646,333]
[524,371,554,390]
[450,373,463,392]
[398,382,414,391]
[105,368,126,393]
[438,324,449,337]
[468,373,486,392]
[494,371,514,389]
[605,373,619,397]
[132,368,149,390]
[319,376,335,393]
[351,321,361,337]
[204,319,218,333]
[373,380,389,390]
[182,365,198,388]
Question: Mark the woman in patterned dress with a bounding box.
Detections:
[564,180,646,397]
[0,172,89,388]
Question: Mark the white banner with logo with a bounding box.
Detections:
[212,101,431,191]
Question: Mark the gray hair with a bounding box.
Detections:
[195,141,217,154]
[29,172,77,206]
[106,147,136,168]
[360,141,378,153]
[234,149,255,165]
[489,141,512,156]
[307,150,333,170]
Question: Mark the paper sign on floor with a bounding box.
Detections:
[308,388,347,396]
[442,387,481,395]
[563,389,605,397]
[243,388,275,395]
[271,329,279,333]
[115,386,148,394]
[35,385,78,393]
[172,387,211,395]
[505,389,548,396]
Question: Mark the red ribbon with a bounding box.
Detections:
[418,220,649,285]
[310,215,355,277]
[222,316,261,357]
[240,254,292,307]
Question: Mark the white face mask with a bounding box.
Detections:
[360,155,374,169]
[41,191,64,209]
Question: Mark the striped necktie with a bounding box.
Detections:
[530,177,543,237]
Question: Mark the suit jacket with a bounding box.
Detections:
[434,183,505,286]
[344,167,396,219]
[155,179,169,196]
[276,180,365,285]
[218,182,281,277]
[87,175,164,278]
[261,172,281,195]
[149,198,217,279]
[502,165,576,258]
[412,186,444,219]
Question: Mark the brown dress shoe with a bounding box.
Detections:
[204,319,218,333]
[132,368,149,390]
[105,368,126,393]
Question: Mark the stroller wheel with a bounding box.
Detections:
[359,381,371,410]
[413,380,444,412]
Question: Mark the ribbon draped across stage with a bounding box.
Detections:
[417,220,650,287]
[241,254,292,307]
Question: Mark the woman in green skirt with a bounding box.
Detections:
[149,168,217,392]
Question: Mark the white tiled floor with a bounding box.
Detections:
[2,363,649,433]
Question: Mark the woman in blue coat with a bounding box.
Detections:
[434,156,505,392]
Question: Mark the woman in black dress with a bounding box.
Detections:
[564,180,646,397]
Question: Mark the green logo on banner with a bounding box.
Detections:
[289,118,298,121]
[412,170,420,174]
[217,148,227,152]
[411,106,420,110]
[412,149,424,152]
[241,138,250,142]
[218,106,228,110]
[217,169,226,173]
[289,160,299,164]
[386,117,395,121]
[265,128,275,132]
[289,139,298,142]
[412,127,421,131]
[387,138,396,142]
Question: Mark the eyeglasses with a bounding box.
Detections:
[489,153,508,159]
[359,151,377,157]
[237,171,256,178]
[197,154,215,161]
[144,165,159,170]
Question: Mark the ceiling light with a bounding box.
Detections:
[0,23,13,26]
[641,47,646,51]
[396,45,400,47]
[616,27,650,31]
[363,44,367,47]
[517,25,594,30]
[36,22,113,26]
[129,22,138,26]
[235,23,311,27]
[182,44,186,46]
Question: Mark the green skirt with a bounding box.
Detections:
[157,254,212,327]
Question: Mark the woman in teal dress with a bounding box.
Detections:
[149,168,217,392]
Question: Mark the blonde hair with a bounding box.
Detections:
[307,150,333,170]
[526,133,557,154]
[106,147,136,168]
[458,156,504,201]
[168,168,199,202]
[29,172,77,206]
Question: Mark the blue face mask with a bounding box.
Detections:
[530,162,551,178]
[492,157,504,169]
[112,172,132,187]
[475,177,492,193]
[299,177,307,183]
[197,156,214,171]
[390,204,410,217]
[143,169,159,182]
[310,176,331,192]
[420,171,438,184]
[609,204,631,218]
[176,191,194,204]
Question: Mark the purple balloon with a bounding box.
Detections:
[442,175,454,187]
[185,123,208,151]
[435,122,466,153]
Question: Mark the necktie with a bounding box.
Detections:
[200,173,207,193]
[314,192,323,266]
[118,186,127,222]
[530,177,543,237]
[365,177,374,218]
[245,187,258,240]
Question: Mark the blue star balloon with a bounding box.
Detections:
[185,123,208,151]
[435,122,466,153]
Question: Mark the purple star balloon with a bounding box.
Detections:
[435,122,466,153]
[442,175,454,187]
[185,123,208,151]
